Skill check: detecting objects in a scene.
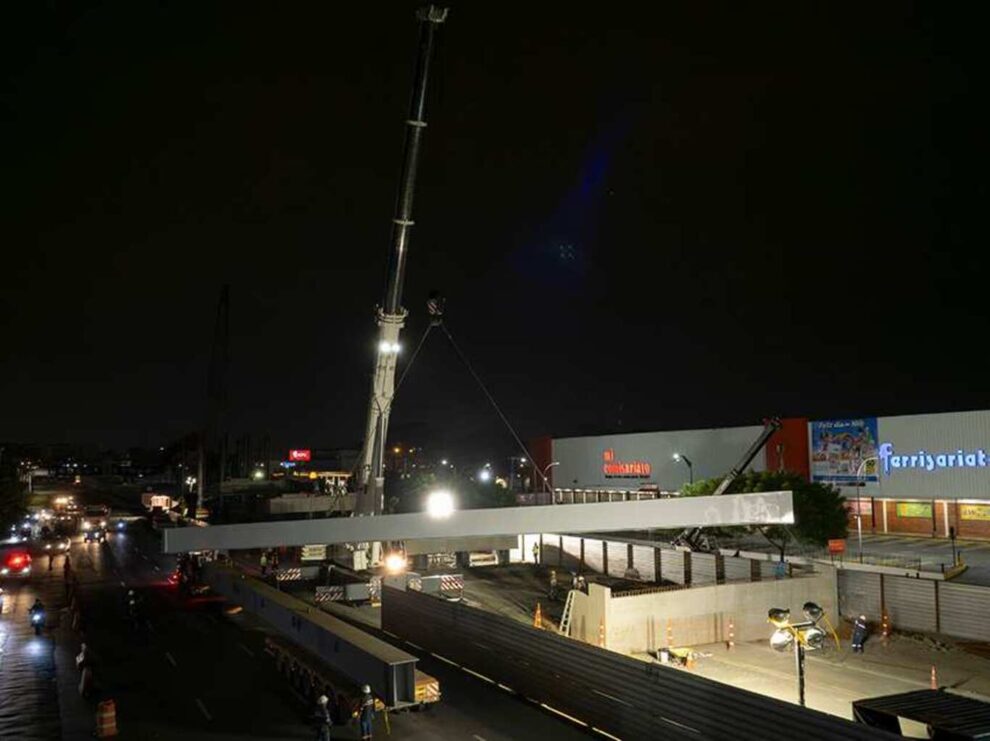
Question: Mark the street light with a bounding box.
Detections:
[426,489,455,519]
[854,456,878,563]
[542,461,560,496]
[478,467,492,483]
[672,453,693,484]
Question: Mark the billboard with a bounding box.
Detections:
[810,418,879,484]
[288,449,312,462]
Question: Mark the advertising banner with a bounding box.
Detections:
[960,504,990,521]
[810,418,880,483]
[896,501,933,519]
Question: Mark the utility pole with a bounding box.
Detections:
[357,6,448,517]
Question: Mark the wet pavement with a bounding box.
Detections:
[0,556,67,739]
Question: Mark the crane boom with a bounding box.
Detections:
[357,6,448,517]
[675,416,782,551]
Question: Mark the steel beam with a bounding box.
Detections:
[163,491,792,553]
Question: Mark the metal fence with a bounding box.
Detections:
[838,571,990,641]
[382,587,894,740]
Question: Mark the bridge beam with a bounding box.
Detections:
[163,491,793,553]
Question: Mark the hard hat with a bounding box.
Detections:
[318,695,328,705]
[362,684,371,694]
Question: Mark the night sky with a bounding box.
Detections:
[3,3,987,461]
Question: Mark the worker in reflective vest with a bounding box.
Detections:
[852,614,869,653]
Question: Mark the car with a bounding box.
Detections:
[36,533,72,554]
[83,527,106,543]
[0,548,32,577]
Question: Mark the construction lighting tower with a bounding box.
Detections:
[357,6,448,516]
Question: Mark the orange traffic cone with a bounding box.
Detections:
[533,602,543,629]
[96,699,118,737]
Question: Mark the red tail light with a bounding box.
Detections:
[7,552,31,568]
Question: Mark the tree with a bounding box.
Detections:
[681,470,848,560]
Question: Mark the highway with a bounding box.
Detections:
[3,491,591,739]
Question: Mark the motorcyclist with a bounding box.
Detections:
[29,598,46,635]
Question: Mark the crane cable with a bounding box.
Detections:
[439,323,550,492]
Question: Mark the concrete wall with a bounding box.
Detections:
[568,570,838,656]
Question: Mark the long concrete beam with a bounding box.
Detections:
[163,491,793,553]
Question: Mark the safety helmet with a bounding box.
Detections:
[318,694,328,705]
[362,684,371,694]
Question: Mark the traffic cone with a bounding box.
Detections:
[96,699,118,737]
[931,665,938,690]
[533,602,543,629]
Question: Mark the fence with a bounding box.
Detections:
[381,586,892,740]
[838,571,990,641]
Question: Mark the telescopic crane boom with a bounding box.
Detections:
[357,6,448,517]
[675,416,782,551]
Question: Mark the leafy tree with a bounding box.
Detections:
[681,470,848,560]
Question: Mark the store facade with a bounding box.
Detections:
[538,409,990,540]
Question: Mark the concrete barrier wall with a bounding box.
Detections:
[568,572,838,655]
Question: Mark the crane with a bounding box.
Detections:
[356,7,448,531]
[674,416,782,551]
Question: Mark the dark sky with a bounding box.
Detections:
[2,2,987,461]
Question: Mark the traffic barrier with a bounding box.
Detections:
[440,574,463,595]
[96,699,118,737]
[314,586,345,604]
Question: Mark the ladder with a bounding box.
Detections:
[558,589,576,636]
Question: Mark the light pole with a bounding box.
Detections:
[542,461,560,501]
[672,453,693,485]
[768,602,829,707]
[854,456,878,563]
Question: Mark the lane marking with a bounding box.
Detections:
[195,698,212,721]
[592,688,631,706]
[119,581,126,588]
[473,736,488,741]
[462,667,495,684]
[405,640,424,651]
[430,652,458,667]
[238,643,255,659]
[165,651,177,668]
[153,566,160,572]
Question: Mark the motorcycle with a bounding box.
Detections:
[30,609,46,636]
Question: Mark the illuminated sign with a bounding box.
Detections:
[878,443,988,476]
[602,449,652,478]
[288,449,312,462]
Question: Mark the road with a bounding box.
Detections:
[9,488,591,739]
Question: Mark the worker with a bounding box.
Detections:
[852,614,869,653]
[260,551,269,576]
[313,694,332,741]
[359,684,375,740]
[548,569,558,600]
[577,573,587,592]
[571,572,579,591]
[532,542,540,564]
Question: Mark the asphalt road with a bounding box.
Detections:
[23,486,591,740]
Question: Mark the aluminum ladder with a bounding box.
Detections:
[558,589,575,636]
